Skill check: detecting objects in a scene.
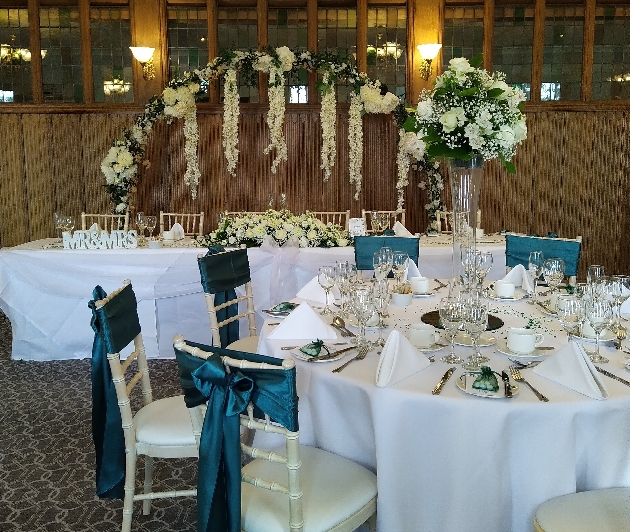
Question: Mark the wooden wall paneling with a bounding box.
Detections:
[619,111,630,274]
[79,0,95,104]
[198,112,227,227]
[27,0,44,103]
[0,116,30,247]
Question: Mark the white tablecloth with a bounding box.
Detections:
[259,292,630,532]
[0,236,505,360]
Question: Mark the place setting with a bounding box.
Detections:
[495,326,555,363]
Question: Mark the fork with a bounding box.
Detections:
[509,365,549,402]
[332,345,370,373]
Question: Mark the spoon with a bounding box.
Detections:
[332,316,355,337]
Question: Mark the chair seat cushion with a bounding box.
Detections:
[241,445,377,532]
[134,395,196,451]
[227,335,259,354]
[535,487,630,532]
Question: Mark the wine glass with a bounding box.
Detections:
[372,280,390,347]
[373,249,392,281]
[611,275,630,331]
[528,250,544,303]
[53,212,65,242]
[318,266,336,315]
[439,296,464,364]
[542,258,565,298]
[136,212,147,244]
[370,212,380,234]
[350,287,374,349]
[379,212,391,232]
[144,216,157,240]
[585,298,612,363]
[587,264,606,285]
[556,295,583,342]
[476,251,493,288]
[63,216,75,235]
[392,252,409,288]
[461,295,489,371]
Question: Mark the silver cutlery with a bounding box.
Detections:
[509,365,549,402]
[512,360,542,369]
[433,279,448,290]
[595,366,630,388]
[332,345,370,373]
[431,367,456,395]
[501,370,513,398]
[332,316,355,337]
[281,342,347,350]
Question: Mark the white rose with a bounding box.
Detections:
[162,87,177,106]
[513,119,527,142]
[489,80,510,99]
[254,55,273,72]
[402,131,426,160]
[337,238,349,247]
[307,229,317,240]
[298,236,309,248]
[464,123,484,151]
[274,229,288,241]
[439,107,466,133]
[116,149,133,167]
[448,57,473,74]
[496,124,516,147]
[276,46,295,71]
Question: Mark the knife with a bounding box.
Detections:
[432,367,456,395]
[595,366,630,388]
[501,370,513,398]
[306,345,356,362]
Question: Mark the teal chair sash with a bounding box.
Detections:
[354,236,420,271]
[198,248,251,347]
[175,341,298,532]
[505,234,581,277]
[88,283,141,499]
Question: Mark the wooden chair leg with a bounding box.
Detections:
[122,452,137,532]
[143,456,154,515]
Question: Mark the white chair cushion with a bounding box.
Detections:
[134,395,196,449]
[535,487,630,532]
[241,446,377,532]
[227,335,259,354]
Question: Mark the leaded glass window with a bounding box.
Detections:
[0,8,32,103]
[367,7,407,99]
[443,5,484,68]
[40,7,83,103]
[167,7,209,94]
[592,5,630,100]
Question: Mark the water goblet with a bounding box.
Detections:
[392,251,409,288]
[144,215,157,240]
[585,298,612,363]
[372,280,390,347]
[556,295,583,342]
[439,296,464,364]
[461,295,489,371]
[528,250,544,303]
[587,264,606,285]
[318,266,336,315]
[380,246,393,272]
[542,257,565,297]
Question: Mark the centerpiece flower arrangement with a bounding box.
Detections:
[195,209,351,249]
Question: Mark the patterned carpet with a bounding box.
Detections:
[0,312,198,531]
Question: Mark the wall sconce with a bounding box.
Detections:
[417,44,442,81]
[129,46,155,80]
[103,78,132,96]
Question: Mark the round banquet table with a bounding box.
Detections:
[258,288,630,532]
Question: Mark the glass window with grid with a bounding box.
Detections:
[367,7,406,99]
[0,8,32,103]
[218,8,258,103]
[90,7,133,103]
[268,8,307,103]
[39,7,83,103]
[493,4,534,100]
[442,5,484,69]
[318,8,357,103]
[542,5,583,101]
[592,5,630,100]
[168,6,209,102]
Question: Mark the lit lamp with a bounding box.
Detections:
[417,44,442,81]
[129,46,155,80]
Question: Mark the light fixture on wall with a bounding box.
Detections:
[103,78,131,96]
[417,44,442,81]
[129,46,155,80]
[0,35,46,65]
[367,41,403,60]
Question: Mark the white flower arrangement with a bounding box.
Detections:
[319,71,337,182]
[222,68,240,176]
[196,209,351,249]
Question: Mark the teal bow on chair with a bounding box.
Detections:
[175,341,298,532]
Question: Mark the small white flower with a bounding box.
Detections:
[440,107,466,132]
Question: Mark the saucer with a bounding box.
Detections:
[410,342,446,353]
[454,331,496,347]
[495,339,552,361]
[456,373,519,398]
[487,288,527,301]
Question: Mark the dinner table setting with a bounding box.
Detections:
[255,250,630,532]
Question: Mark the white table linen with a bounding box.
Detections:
[259,291,630,532]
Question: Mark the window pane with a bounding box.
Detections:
[443,5,484,68]
[493,5,534,100]
[218,8,258,103]
[318,8,357,103]
[592,5,630,100]
[367,7,407,99]
[542,5,583,101]
[40,7,83,103]
[0,8,32,103]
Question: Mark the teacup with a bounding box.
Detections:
[409,323,441,348]
[410,276,431,294]
[495,280,515,299]
[162,230,175,241]
[507,327,544,354]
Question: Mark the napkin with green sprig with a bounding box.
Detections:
[299,339,330,358]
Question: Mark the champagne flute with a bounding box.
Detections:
[53,212,64,242]
[370,212,379,234]
[372,280,390,347]
[528,250,544,303]
[318,266,336,315]
[136,212,147,244]
[144,215,157,240]
[585,298,612,363]
[611,275,630,331]
[461,295,489,371]
[542,258,565,297]
[439,296,464,364]
[476,251,493,288]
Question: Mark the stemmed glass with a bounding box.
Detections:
[53,212,65,242]
[610,275,630,332]
[63,216,75,235]
[542,258,565,298]
[476,251,493,288]
[372,280,390,347]
[528,251,544,303]
[379,212,391,232]
[461,295,489,371]
[587,264,606,285]
[460,246,477,291]
[373,249,391,281]
[144,215,157,240]
[556,295,583,342]
[370,212,380,234]
[392,251,409,288]
[350,287,374,349]
[439,296,464,364]
[136,212,147,244]
[318,266,336,315]
[585,298,612,363]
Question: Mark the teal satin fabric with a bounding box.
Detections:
[506,234,581,276]
[354,235,420,271]
[198,248,252,347]
[175,340,298,532]
[88,283,141,499]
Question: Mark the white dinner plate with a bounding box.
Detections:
[495,339,552,361]
[454,331,497,347]
[291,349,347,363]
[456,373,519,399]
[487,288,528,302]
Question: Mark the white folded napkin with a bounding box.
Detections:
[375,330,431,387]
[171,222,185,240]
[88,222,100,233]
[501,264,534,293]
[406,259,421,280]
[267,302,337,340]
[533,342,608,400]
[393,221,414,238]
[621,293,630,315]
[295,276,341,304]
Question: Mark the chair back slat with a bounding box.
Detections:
[310,210,350,230]
[361,209,405,234]
[82,212,129,232]
[159,211,204,236]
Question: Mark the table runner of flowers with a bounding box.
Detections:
[195,210,351,249]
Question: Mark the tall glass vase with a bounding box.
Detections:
[447,156,484,295]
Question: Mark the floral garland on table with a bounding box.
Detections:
[195,209,351,249]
